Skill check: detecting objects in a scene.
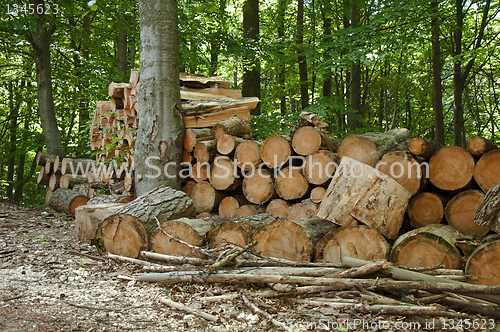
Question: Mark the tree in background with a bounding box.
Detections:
[242,0,261,115]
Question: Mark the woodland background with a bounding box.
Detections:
[0,0,499,205]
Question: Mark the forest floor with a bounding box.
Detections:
[0,203,499,332]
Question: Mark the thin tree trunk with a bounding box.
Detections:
[135,0,184,195]
[297,0,309,110]
[277,0,287,114]
[349,0,361,131]
[431,0,445,145]
[242,0,261,115]
[117,24,128,75]
[6,82,18,200]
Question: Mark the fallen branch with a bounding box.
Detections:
[333,259,390,278]
[155,217,211,258]
[141,251,216,265]
[239,291,291,331]
[211,241,256,271]
[68,250,107,262]
[107,253,165,267]
[159,298,218,322]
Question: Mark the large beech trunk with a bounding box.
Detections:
[407,192,448,228]
[87,194,134,205]
[465,239,500,286]
[445,190,488,237]
[314,225,390,265]
[274,167,309,201]
[206,214,279,247]
[375,151,426,196]
[261,135,292,169]
[190,181,225,213]
[407,137,442,160]
[473,149,500,193]
[429,146,475,192]
[242,168,274,204]
[474,184,500,233]
[49,188,89,214]
[467,136,498,157]
[252,217,337,262]
[75,203,124,244]
[95,186,194,258]
[317,157,412,239]
[390,224,464,270]
[149,218,213,258]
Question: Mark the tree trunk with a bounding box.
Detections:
[253,217,337,262]
[135,0,184,195]
[297,0,309,110]
[390,224,464,270]
[431,0,445,145]
[407,137,442,160]
[466,239,500,286]
[149,218,213,257]
[445,190,489,237]
[429,146,475,192]
[116,24,128,76]
[49,188,89,214]
[29,0,63,155]
[474,184,500,233]
[242,0,260,115]
[407,192,448,228]
[474,149,500,193]
[314,225,390,265]
[348,0,361,130]
[75,203,125,244]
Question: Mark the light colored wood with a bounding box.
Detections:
[182,87,242,98]
[44,160,52,174]
[429,146,475,192]
[375,151,426,195]
[37,168,50,186]
[292,126,321,156]
[315,225,389,265]
[317,157,412,239]
[128,69,140,88]
[149,218,212,258]
[466,239,500,286]
[185,106,251,128]
[310,187,326,203]
[337,135,379,167]
[211,115,253,139]
[473,149,500,193]
[75,203,124,244]
[193,140,217,164]
[61,158,96,175]
[274,167,309,201]
[183,129,197,152]
[265,199,290,218]
[261,135,292,169]
[303,150,336,185]
[467,136,498,157]
[445,190,488,237]
[407,137,443,160]
[190,181,225,214]
[407,192,448,228]
[253,218,337,262]
[48,188,89,214]
[234,140,262,171]
[191,162,209,183]
[183,97,259,115]
[234,205,259,217]
[59,174,88,189]
[285,202,318,220]
[218,196,240,217]
[108,82,130,98]
[180,72,231,89]
[242,168,274,204]
[216,134,243,155]
[182,180,197,197]
[45,187,53,205]
[209,156,240,191]
[390,224,464,270]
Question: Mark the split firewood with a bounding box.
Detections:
[314,225,390,265]
[473,149,500,193]
[407,192,449,228]
[265,199,290,218]
[467,136,498,157]
[445,190,489,237]
[474,184,500,233]
[429,146,475,192]
[253,217,337,262]
[390,224,464,270]
[49,188,89,214]
[149,218,213,258]
[261,135,292,169]
[184,106,251,128]
[211,115,253,139]
[407,137,443,159]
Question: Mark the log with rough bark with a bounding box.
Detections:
[285,202,318,220]
[193,140,217,164]
[75,203,124,244]
[211,115,253,139]
[473,149,500,193]
[253,217,337,262]
[303,150,336,185]
[360,128,414,156]
[375,151,426,196]
[35,151,69,167]
[445,190,488,237]
[149,218,213,258]
[209,156,240,191]
[474,184,500,233]
[218,196,240,217]
[242,168,274,204]
[390,224,464,270]
[465,239,500,286]
[48,188,89,214]
[317,157,412,239]
[207,214,279,247]
[261,135,292,169]
[95,186,195,258]
[233,140,262,171]
[265,199,290,218]
[429,146,475,192]
[407,192,449,228]
[87,194,134,205]
[37,169,50,187]
[190,181,225,214]
[310,187,326,203]
[467,136,498,157]
[314,225,390,265]
[274,167,309,201]
[182,180,196,197]
[407,137,443,160]
[216,134,244,155]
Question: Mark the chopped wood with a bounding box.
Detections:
[429,146,475,192]
[407,137,443,159]
[473,149,500,193]
[292,126,322,156]
[193,140,217,164]
[466,239,500,286]
[211,115,253,139]
[233,204,259,217]
[75,203,124,244]
[303,150,336,185]
[265,199,290,218]
[190,181,225,214]
[49,188,89,214]
[285,202,317,220]
[209,156,240,191]
[375,151,426,195]
[216,134,243,155]
[445,190,488,237]
[337,135,379,167]
[467,136,498,157]
[218,196,239,217]
[261,135,292,168]
[191,162,209,183]
[242,168,274,204]
[184,106,251,128]
[87,194,133,205]
[310,187,326,203]
[407,192,448,228]
[274,167,309,201]
[234,140,262,171]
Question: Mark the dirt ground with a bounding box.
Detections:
[1,203,499,332]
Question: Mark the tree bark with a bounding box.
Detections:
[135,0,184,195]
[474,184,500,233]
[297,0,309,110]
[242,0,260,115]
[49,188,89,214]
[349,0,361,130]
[445,190,489,237]
[431,0,445,145]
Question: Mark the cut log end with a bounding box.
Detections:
[429,146,474,192]
[261,135,291,168]
[465,239,500,286]
[292,126,322,156]
[445,190,488,237]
